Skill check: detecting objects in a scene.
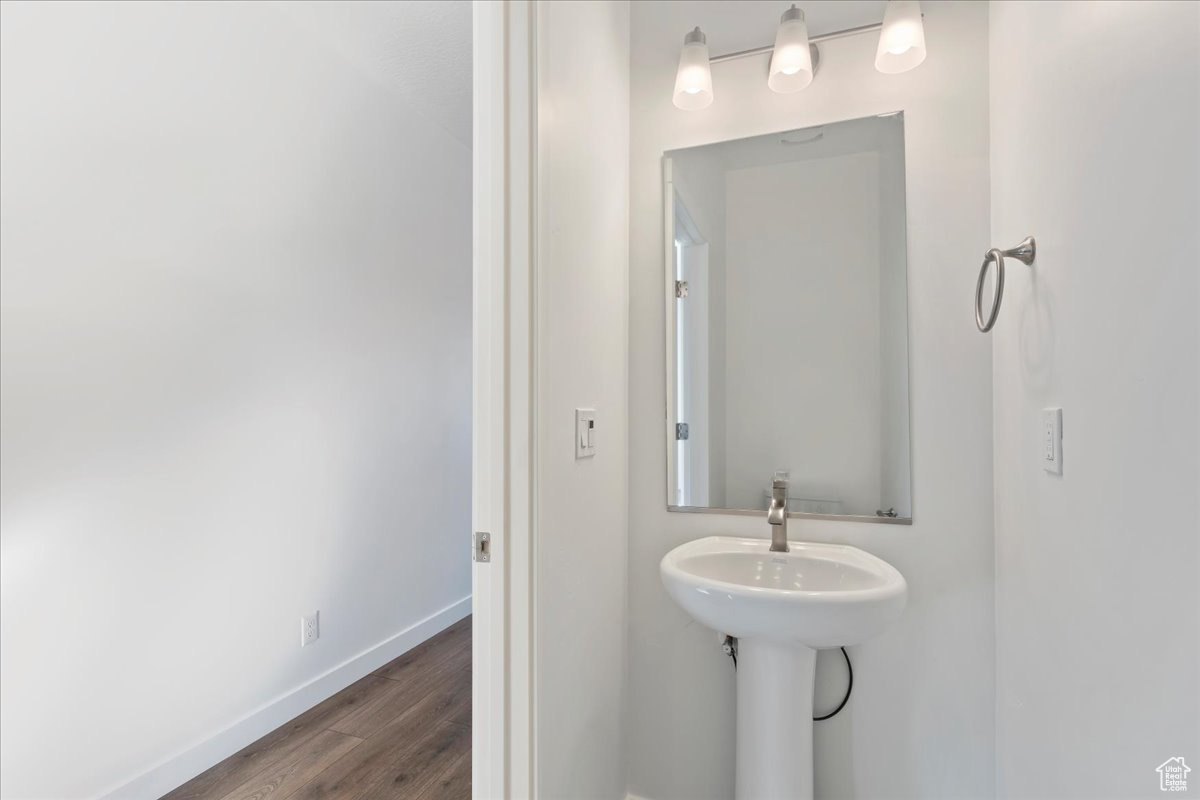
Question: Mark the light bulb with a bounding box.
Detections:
[875,0,926,74]
[672,28,713,110]
[767,5,813,93]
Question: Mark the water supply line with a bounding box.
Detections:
[721,635,853,721]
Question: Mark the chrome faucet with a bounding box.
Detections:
[767,477,789,552]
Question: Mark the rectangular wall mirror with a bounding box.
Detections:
[664,112,912,523]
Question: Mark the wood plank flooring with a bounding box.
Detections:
[163,616,471,800]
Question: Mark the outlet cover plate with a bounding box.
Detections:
[301,611,320,647]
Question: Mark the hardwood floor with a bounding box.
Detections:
[163,617,471,800]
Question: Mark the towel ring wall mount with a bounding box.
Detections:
[975,236,1036,332]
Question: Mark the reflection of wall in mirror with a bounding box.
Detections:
[724,152,882,514]
[877,121,911,517]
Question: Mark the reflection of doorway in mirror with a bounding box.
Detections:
[674,194,708,507]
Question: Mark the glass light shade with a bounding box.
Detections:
[673,28,713,110]
[875,0,926,74]
[767,6,813,93]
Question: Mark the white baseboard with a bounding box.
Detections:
[101,595,472,800]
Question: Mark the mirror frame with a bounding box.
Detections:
[663,113,914,525]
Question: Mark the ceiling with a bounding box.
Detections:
[274,0,472,149]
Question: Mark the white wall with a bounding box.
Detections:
[990,2,1200,797]
[628,3,994,798]
[535,1,630,798]
[0,2,471,797]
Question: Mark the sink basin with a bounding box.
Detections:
[660,536,907,800]
[660,536,906,648]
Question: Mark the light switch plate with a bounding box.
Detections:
[575,409,596,459]
[1042,408,1062,475]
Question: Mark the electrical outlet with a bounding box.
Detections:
[300,611,320,647]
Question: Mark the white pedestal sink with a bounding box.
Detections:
[661,537,907,800]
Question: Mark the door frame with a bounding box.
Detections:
[473,1,536,798]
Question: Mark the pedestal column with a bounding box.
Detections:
[735,638,818,800]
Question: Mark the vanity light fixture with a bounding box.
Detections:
[767,5,813,93]
[875,0,927,74]
[672,27,714,110]
[673,1,927,110]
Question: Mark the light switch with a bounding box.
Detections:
[1042,407,1062,475]
[575,409,596,459]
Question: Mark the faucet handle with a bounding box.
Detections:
[771,472,789,500]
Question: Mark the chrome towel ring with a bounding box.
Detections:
[975,236,1036,332]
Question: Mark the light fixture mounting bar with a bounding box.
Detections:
[710,20,886,64]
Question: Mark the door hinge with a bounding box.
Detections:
[675,422,690,441]
[675,280,689,299]
[473,531,491,563]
